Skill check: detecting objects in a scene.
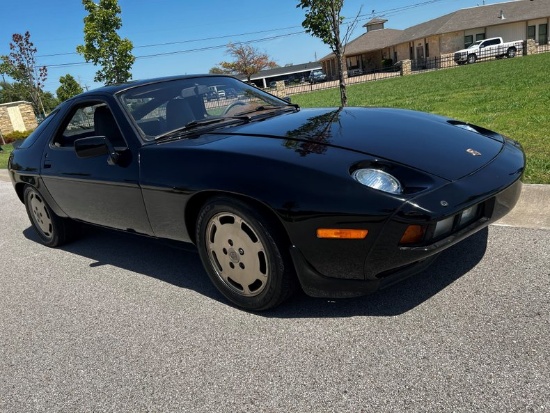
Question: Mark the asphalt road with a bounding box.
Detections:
[1,180,549,412]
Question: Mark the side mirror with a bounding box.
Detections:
[74,136,120,165]
[282,96,292,103]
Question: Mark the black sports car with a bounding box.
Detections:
[8,75,525,310]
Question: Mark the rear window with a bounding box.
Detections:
[17,110,60,149]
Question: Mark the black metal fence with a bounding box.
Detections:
[264,42,550,98]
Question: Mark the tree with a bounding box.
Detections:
[41,91,59,113]
[218,43,277,82]
[297,0,361,106]
[208,66,226,75]
[57,74,84,102]
[76,0,135,85]
[0,80,28,103]
[1,31,47,115]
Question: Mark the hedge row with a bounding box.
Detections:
[1,130,33,144]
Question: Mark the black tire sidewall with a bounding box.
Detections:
[196,197,292,311]
[23,185,67,247]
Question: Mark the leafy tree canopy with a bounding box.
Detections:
[76,0,135,85]
[1,31,48,115]
[297,0,360,106]
[0,81,28,103]
[218,43,277,81]
[57,74,84,102]
[298,0,344,54]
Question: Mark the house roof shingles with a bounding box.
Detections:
[321,0,550,61]
[398,0,550,42]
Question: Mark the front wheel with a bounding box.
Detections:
[196,197,296,311]
[23,185,74,247]
[467,54,477,64]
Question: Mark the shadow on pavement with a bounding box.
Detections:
[23,224,489,318]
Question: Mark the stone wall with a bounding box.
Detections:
[0,101,38,136]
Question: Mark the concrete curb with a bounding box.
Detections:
[0,168,548,230]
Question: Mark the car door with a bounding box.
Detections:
[40,96,154,235]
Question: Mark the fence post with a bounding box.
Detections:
[400,60,412,76]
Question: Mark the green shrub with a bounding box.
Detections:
[2,130,33,143]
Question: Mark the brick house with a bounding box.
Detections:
[321,0,550,79]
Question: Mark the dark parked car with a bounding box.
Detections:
[8,75,524,310]
[308,70,327,83]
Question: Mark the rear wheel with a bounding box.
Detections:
[196,197,296,311]
[507,47,517,58]
[24,186,73,247]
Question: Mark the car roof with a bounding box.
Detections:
[80,74,238,96]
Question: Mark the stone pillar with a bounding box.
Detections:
[400,60,412,76]
[524,39,537,55]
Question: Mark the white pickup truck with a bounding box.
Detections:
[454,37,523,64]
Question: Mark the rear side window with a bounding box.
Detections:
[17,110,59,149]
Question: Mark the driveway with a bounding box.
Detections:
[1,178,549,412]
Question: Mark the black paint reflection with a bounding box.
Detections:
[283,108,342,156]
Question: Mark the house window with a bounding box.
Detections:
[528,25,536,40]
[464,35,473,48]
[476,33,485,41]
[540,24,548,44]
[425,42,429,57]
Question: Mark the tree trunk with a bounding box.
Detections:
[334,44,347,107]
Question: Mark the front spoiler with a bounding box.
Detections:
[290,246,439,298]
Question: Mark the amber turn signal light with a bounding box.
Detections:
[399,225,427,244]
[316,228,368,239]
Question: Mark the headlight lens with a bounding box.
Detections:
[454,123,479,134]
[352,169,403,194]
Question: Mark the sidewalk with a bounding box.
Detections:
[0,168,548,230]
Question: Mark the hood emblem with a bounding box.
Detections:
[466,148,482,156]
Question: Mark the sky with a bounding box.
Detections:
[1,0,514,94]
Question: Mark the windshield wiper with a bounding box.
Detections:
[155,116,250,141]
[235,104,298,116]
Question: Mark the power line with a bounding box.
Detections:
[44,31,305,69]
[38,0,451,65]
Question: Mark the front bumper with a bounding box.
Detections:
[289,139,524,298]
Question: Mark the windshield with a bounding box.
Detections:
[117,76,293,140]
[468,41,483,49]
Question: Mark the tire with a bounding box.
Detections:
[196,197,296,311]
[24,185,73,247]
[507,47,516,58]
[467,54,477,64]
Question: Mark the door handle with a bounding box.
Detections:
[43,160,52,169]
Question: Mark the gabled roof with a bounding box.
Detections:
[398,0,550,42]
[344,28,403,55]
[321,0,550,61]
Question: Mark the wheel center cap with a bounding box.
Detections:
[228,249,240,263]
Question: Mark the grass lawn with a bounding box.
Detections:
[292,53,550,184]
[0,144,13,169]
[1,54,548,183]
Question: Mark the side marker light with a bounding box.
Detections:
[317,228,368,239]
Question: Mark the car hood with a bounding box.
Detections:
[220,107,504,181]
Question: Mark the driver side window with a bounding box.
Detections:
[53,103,125,148]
